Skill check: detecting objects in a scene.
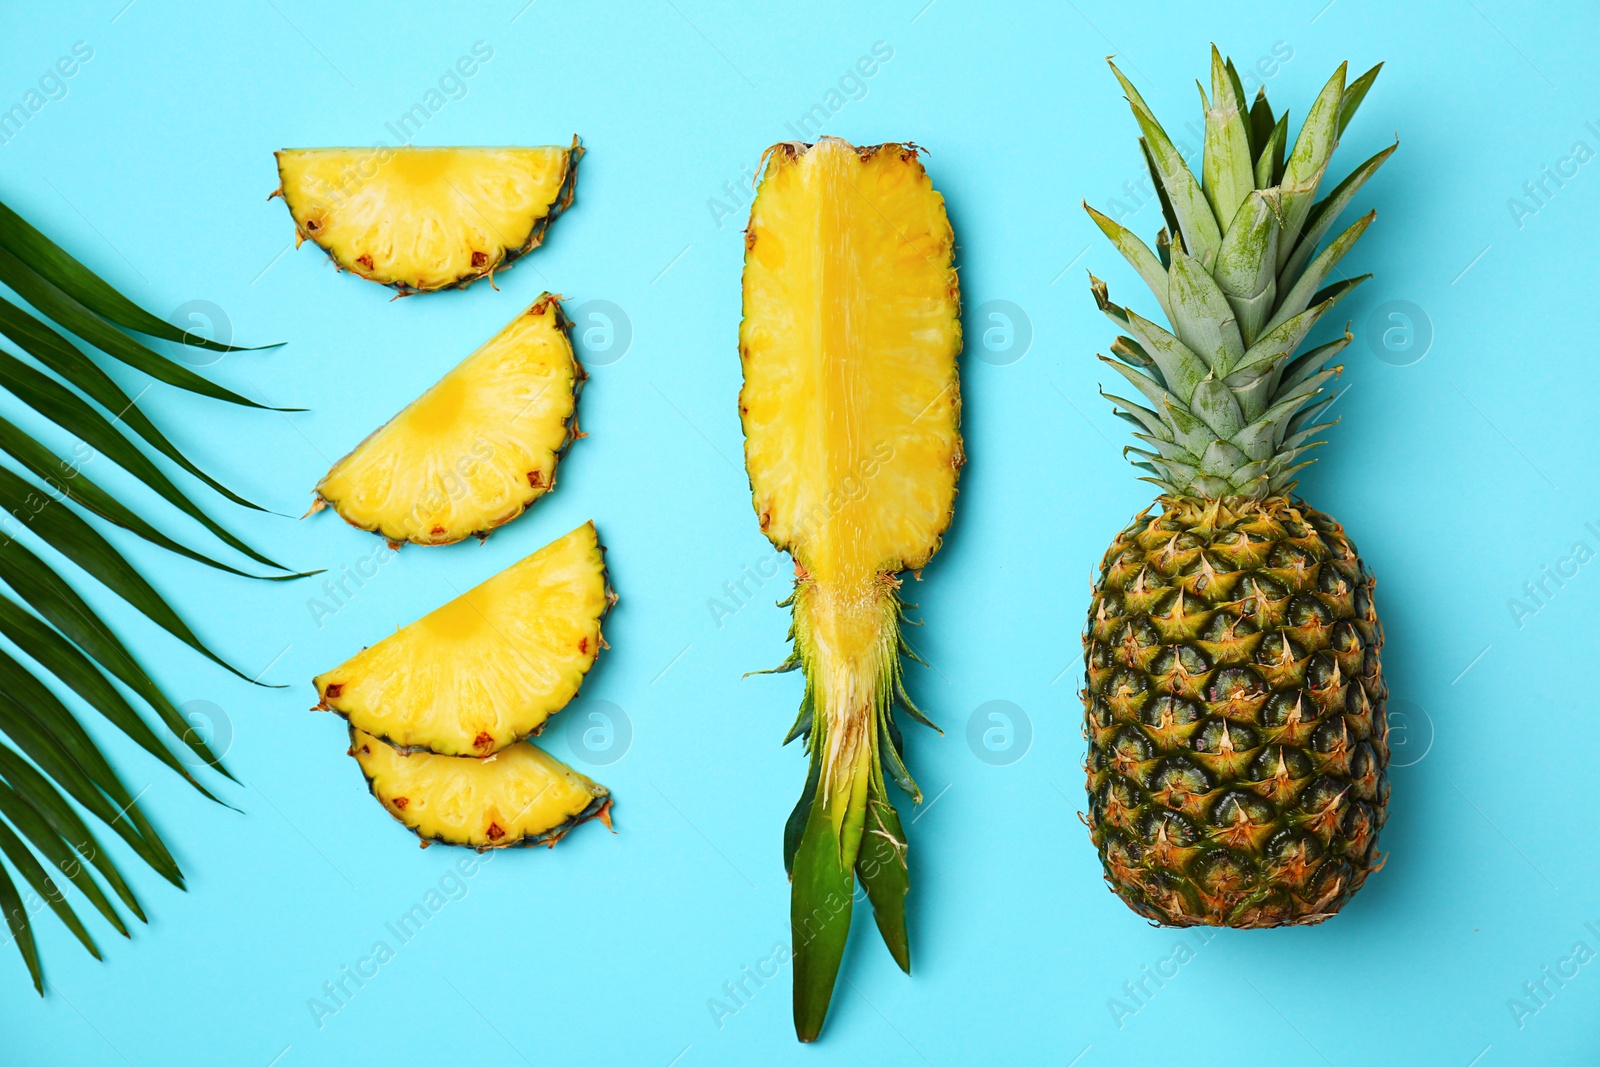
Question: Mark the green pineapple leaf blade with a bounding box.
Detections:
[1167,248,1246,374]
[1201,46,1255,232]
[0,246,299,411]
[0,297,271,514]
[790,771,860,1043]
[0,199,279,354]
[1280,141,1396,285]
[1108,60,1221,268]
[1338,63,1383,137]
[1276,63,1348,268]
[1248,87,1275,162]
[1263,211,1376,336]
[856,783,911,974]
[1083,204,1172,322]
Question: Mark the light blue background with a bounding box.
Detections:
[0,1,1596,1063]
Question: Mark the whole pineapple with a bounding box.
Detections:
[1082,49,1394,927]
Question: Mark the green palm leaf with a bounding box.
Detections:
[0,197,308,991]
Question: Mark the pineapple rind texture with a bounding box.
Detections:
[1083,496,1387,927]
[350,728,609,850]
[314,294,581,547]
[313,522,609,757]
[274,139,582,293]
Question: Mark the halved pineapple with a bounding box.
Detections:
[350,729,610,849]
[739,138,962,1041]
[314,522,611,756]
[273,139,581,292]
[312,294,580,546]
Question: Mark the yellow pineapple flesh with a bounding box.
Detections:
[350,728,609,850]
[274,140,581,292]
[739,138,962,1041]
[313,522,610,756]
[313,295,581,547]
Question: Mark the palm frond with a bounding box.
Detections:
[0,195,307,991]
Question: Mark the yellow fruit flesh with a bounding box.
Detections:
[740,139,961,799]
[314,522,608,756]
[351,729,607,849]
[315,296,579,546]
[275,144,575,291]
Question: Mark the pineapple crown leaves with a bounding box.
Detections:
[1087,47,1393,500]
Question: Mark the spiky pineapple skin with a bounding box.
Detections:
[1083,495,1388,927]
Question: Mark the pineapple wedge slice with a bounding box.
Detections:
[350,728,610,849]
[314,522,610,756]
[739,138,962,1042]
[273,139,581,292]
[312,294,580,547]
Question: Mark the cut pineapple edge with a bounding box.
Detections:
[272,138,582,292]
[739,138,961,1040]
[313,521,612,757]
[311,294,581,547]
[350,728,610,850]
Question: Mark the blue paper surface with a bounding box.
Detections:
[1,2,1597,1063]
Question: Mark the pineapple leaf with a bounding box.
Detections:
[1109,60,1221,268]
[1212,191,1280,345]
[1338,63,1384,137]
[1083,204,1172,321]
[1276,63,1348,268]
[1121,307,1207,403]
[1280,141,1396,285]
[1188,377,1246,437]
[1263,211,1376,336]
[1201,46,1255,232]
[0,199,277,354]
[856,786,911,973]
[1167,248,1245,374]
[1248,87,1275,162]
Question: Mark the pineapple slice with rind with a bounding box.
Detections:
[273,139,581,292]
[312,294,580,547]
[314,522,610,756]
[350,728,610,850]
[739,138,962,1042]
